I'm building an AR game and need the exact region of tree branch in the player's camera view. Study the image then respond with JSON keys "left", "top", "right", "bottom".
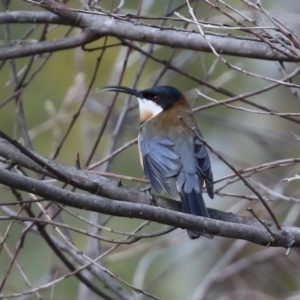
{"left": 0, "top": 11, "right": 70, "bottom": 25}
{"left": 0, "top": 138, "right": 298, "bottom": 248}
{"left": 0, "top": 167, "right": 298, "bottom": 247}
{"left": 0, "top": 29, "right": 99, "bottom": 59}
{"left": 0, "top": 5, "right": 299, "bottom": 61}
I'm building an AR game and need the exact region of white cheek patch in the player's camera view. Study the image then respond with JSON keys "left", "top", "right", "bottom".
{"left": 137, "top": 98, "right": 163, "bottom": 123}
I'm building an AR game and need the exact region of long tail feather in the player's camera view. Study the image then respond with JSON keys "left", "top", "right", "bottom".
{"left": 180, "top": 190, "right": 213, "bottom": 239}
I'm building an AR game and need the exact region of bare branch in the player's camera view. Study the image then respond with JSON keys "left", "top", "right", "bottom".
{"left": 0, "top": 11, "right": 70, "bottom": 25}
{"left": 1, "top": 5, "right": 299, "bottom": 61}
{"left": 0, "top": 167, "right": 299, "bottom": 247}
{"left": 0, "top": 29, "right": 99, "bottom": 59}
{"left": 0, "top": 137, "right": 298, "bottom": 248}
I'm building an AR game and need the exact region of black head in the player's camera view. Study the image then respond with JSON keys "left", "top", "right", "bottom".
{"left": 140, "top": 86, "right": 183, "bottom": 110}
{"left": 103, "top": 85, "right": 183, "bottom": 110}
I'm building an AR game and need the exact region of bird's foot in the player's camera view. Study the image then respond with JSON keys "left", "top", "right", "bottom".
{"left": 140, "top": 184, "right": 156, "bottom": 205}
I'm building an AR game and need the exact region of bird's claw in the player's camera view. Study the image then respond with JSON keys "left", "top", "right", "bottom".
{"left": 140, "top": 184, "right": 156, "bottom": 205}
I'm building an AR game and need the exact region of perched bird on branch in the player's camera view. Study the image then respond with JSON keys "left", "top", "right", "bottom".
{"left": 104, "top": 85, "right": 214, "bottom": 239}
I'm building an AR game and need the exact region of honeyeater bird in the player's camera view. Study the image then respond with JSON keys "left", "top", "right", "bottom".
{"left": 104, "top": 85, "right": 214, "bottom": 239}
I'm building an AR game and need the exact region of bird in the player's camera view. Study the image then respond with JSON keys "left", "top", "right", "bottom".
{"left": 104, "top": 85, "right": 214, "bottom": 239}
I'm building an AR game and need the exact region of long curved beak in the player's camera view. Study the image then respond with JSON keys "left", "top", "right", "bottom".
{"left": 103, "top": 86, "right": 142, "bottom": 98}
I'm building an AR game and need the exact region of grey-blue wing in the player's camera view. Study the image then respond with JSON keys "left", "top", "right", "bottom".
{"left": 140, "top": 135, "right": 214, "bottom": 199}
{"left": 194, "top": 138, "right": 214, "bottom": 199}
{"left": 140, "top": 133, "right": 214, "bottom": 239}
{"left": 140, "top": 137, "right": 182, "bottom": 197}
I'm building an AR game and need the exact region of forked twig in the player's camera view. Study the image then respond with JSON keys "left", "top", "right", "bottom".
{"left": 246, "top": 207, "right": 276, "bottom": 243}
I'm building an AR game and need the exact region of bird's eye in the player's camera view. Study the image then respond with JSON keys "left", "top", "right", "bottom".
{"left": 153, "top": 95, "right": 159, "bottom": 102}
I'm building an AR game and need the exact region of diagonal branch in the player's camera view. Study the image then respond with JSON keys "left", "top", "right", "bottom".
{"left": 178, "top": 116, "right": 281, "bottom": 230}
{"left": 0, "top": 167, "right": 298, "bottom": 247}
{"left": 0, "top": 137, "right": 288, "bottom": 229}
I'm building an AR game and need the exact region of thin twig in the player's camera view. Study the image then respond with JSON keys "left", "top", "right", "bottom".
{"left": 178, "top": 116, "right": 281, "bottom": 229}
